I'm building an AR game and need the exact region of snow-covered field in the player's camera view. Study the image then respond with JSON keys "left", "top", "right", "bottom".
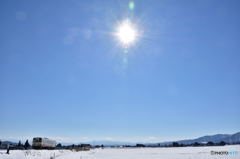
{"left": 0, "top": 145, "right": 239, "bottom": 159}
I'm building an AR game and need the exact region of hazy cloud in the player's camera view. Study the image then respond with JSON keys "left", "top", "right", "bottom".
{"left": 16, "top": 11, "right": 27, "bottom": 21}
{"left": 63, "top": 27, "right": 93, "bottom": 45}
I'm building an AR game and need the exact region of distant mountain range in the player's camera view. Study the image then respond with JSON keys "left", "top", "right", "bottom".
{"left": 45, "top": 132, "right": 240, "bottom": 146}
{"left": 158, "top": 132, "right": 240, "bottom": 146}
{"left": 0, "top": 141, "right": 17, "bottom": 147}
{"left": 1, "top": 132, "right": 239, "bottom": 146}
{"left": 89, "top": 132, "right": 240, "bottom": 146}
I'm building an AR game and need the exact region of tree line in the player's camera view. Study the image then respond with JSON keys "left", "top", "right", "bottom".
{"left": 0, "top": 140, "right": 30, "bottom": 150}
{"left": 1, "top": 139, "right": 239, "bottom": 150}
{"left": 130, "top": 141, "right": 239, "bottom": 148}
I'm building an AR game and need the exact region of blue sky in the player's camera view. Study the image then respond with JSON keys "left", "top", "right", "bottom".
{"left": 0, "top": 0, "right": 240, "bottom": 143}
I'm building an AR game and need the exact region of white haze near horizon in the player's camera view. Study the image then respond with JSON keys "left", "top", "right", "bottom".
{"left": 0, "top": 135, "right": 207, "bottom": 144}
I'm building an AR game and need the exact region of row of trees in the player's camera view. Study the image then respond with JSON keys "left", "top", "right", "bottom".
{"left": 0, "top": 140, "right": 30, "bottom": 150}
{"left": 169, "top": 141, "right": 227, "bottom": 147}
{"left": 1, "top": 140, "right": 239, "bottom": 150}
{"left": 16, "top": 140, "right": 31, "bottom": 149}
{"left": 133, "top": 141, "right": 238, "bottom": 148}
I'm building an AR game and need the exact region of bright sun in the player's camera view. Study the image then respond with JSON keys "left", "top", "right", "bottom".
{"left": 115, "top": 20, "right": 138, "bottom": 47}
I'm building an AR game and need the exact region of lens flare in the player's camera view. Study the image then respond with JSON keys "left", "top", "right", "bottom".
{"left": 115, "top": 20, "right": 138, "bottom": 47}
{"left": 128, "top": 1, "right": 135, "bottom": 10}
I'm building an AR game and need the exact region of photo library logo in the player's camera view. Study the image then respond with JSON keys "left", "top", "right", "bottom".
{"left": 211, "top": 151, "right": 238, "bottom": 155}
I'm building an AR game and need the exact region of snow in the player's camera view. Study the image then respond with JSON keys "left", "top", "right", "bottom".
{"left": 0, "top": 145, "right": 239, "bottom": 159}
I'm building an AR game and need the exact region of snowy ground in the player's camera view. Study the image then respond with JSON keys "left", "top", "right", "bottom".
{"left": 0, "top": 145, "right": 239, "bottom": 159}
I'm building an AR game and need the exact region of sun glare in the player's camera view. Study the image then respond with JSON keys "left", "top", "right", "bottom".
{"left": 115, "top": 20, "right": 138, "bottom": 47}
